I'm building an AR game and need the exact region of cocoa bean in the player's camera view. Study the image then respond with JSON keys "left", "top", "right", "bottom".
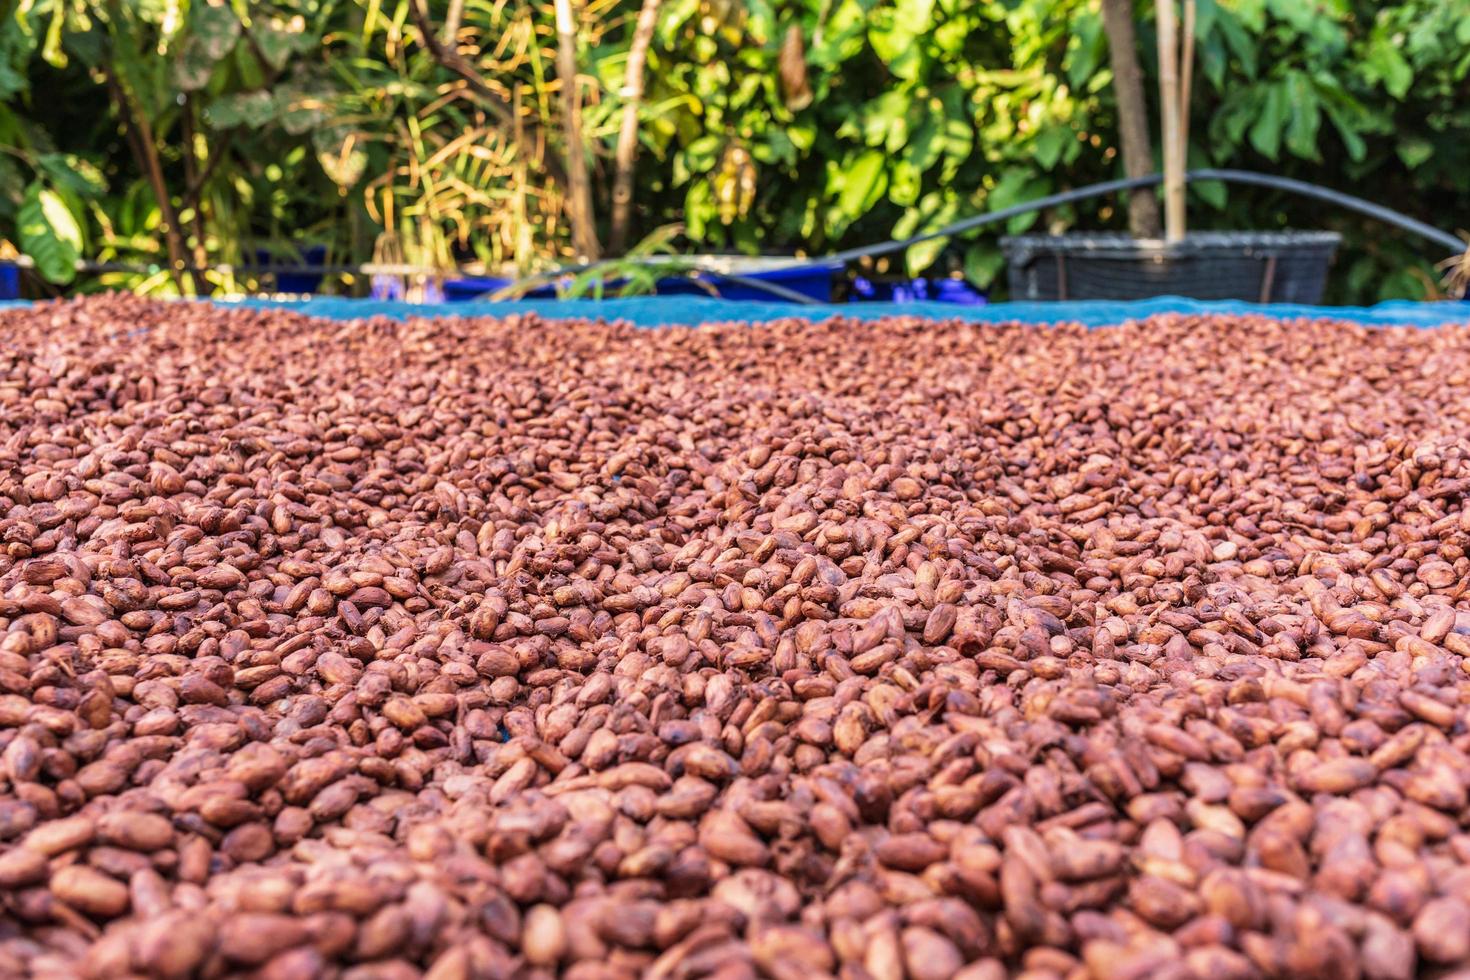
{"left": 6, "top": 297, "right": 1470, "bottom": 977}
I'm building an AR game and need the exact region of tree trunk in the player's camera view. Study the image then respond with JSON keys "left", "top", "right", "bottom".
{"left": 1099, "top": 0, "right": 1161, "bottom": 239}
{"left": 554, "top": 0, "right": 600, "bottom": 260}
{"left": 609, "top": 0, "right": 662, "bottom": 254}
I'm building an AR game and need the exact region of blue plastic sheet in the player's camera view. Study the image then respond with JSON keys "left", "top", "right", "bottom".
{"left": 4, "top": 295, "right": 1469, "bottom": 328}
{"left": 224, "top": 295, "right": 1470, "bottom": 328}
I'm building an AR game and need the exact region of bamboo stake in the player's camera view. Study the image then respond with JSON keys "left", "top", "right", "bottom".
{"left": 1156, "top": 0, "right": 1185, "bottom": 241}
{"left": 1180, "top": 0, "right": 1196, "bottom": 198}
{"left": 554, "top": 0, "right": 601, "bottom": 260}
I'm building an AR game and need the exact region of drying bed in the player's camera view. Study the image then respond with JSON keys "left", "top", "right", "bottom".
{"left": 1, "top": 296, "right": 1470, "bottom": 979}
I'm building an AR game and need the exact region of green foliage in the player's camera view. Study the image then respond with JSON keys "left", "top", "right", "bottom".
{"left": 629, "top": 0, "right": 1470, "bottom": 301}
{"left": 0, "top": 0, "right": 1465, "bottom": 303}
{"left": 174, "top": 5, "right": 242, "bottom": 92}
{"left": 327, "top": 0, "right": 608, "bottom": 280}
{"left": 0, "top": 0, "right": 354, "bottom": 292}
{"left": 632, "top": 0, "right": 1107, "bottom": 289}
{"left": 18, "top": 181, "right": 82, "bottom": 283}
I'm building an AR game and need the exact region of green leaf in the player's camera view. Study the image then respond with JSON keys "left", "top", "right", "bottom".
{"left": 277, "top": 88, "right": 327, "bottom": 135}
{"left": 676, "top": 135, "right": 722, "bottom": 185}
{"left": 938, "top": 89, "right": 972, "bottom": 173}
{"left": 1323, "top": 107, "right": 1367, "bottom": 161}
{"left": 1198, "top": 33, "right": 1228, "bottom": 89}
{"left": 868, "top": 0, "right": 933, "bottom": 79}
{"left": 810, "top": 0, "right": 872, "bottom": 69}
{"left": 1397, "top": 137, "right": 1434, "bottom": 169}
{"left": 834, "top": 149, "right": 887, "bottom": 219}
{"left": 744, "top": 0, "right": 775, "bottom": 45}
{"left": 174, "top": 5, "right": 241, "bottom": 91}
{"left": 208, "top": 91, "right": 276, "bottom": 129}
{"left": 905, "top": 115, "right": 942, "bottom": 174}
{"left": 987, "top": 167, "right": 1049, "bottom": 234}
{"left": 1230, "top": 0, "right": 1267, "bottom": 32}
{"left": 1365, "top": 34, "right": 1413, "bottom": 99}
{"left": 1215, "top": 12, "right": 1258, "bottom": 79}
{"left": 787, "top": 123, "right": 815, "bottom": 153}
{"left": 656, "top": 0, "right": 699, "bottom": 45}
{"left": 888, "top": 159, "right": 922, "bottom": 207}
{"left": 1379, "top": 266, "right": 1427, "bottom": 301}
{"left": 1283, "top": 73, "right": 1321, "bottom": 160}
{"left": 905, "top": 234, "right": 948, "bottom": 277}
{"left": 1191, "top": 178, "right": 1227, "bottom": 210}
{"left": 861, "top": 91, "right": 911, "bottom": 149}
{"left": 35, "top": 154, "right": 106, "bottom": 198}
{"left": 963, "top": 245, "right": 1004, "bottom": 290}
{"left": 751, "top": 129, "right": 797, "bottom": 168}
{"left": 0, "top": 30, "right": 28, "bottom": 99}
{"left": 1194, "top": 0, "right": 1221, "bottom": 40}
{"left": 684, "top": 180, "right": 714, "bottom": 240}
{"left": 18, "top": 181, "right": 80, "bottom": 285}
{"left": 932, "top": 18, "right": 967, "bottom": 57}
{"left": 62, "top": 23, "right": 105, "bottom": 69}
{"left": 1065, "top": 11, "right": 1103, "bottom": 90}
{"left": 254, "top": 21, "right": 310, "bottom": 71}
{"left": 1249, "top": 83, "right": 1288, "bottom": 160}
{"left": 1033, "top": 126, "right": 1068, "bottom": 170}
{"left": 892, "top": 194, "right": 935, "bottom": 240}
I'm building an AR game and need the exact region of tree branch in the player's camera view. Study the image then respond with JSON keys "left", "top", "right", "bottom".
{"left": 406, "top": 0, "right": 569, "bottom": 189}
{"left": 182, "top": 26, "right": 284, "bottom": 215}
{"left": 103, "top": 66, "right": 204, "bottom": 295}
{"left": 609, "top": 0, "right": 662, "bottom": 254}
{"left": 179, "top": 94, "right": 211, "bottom": 273}
{"left": 184, "top": 130, "right": 236, "bottom": 207}
{"left": 443, "top": 0, "right": 465, "bottom": 44}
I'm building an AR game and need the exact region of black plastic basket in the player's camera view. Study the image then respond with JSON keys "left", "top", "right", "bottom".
{"left": 1000, "top": 231, "right": 1341, "bottom": 304}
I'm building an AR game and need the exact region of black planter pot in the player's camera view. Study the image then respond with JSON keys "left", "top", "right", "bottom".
{"left": 1000, "top": 230, "right": 1341, "bottom": 304}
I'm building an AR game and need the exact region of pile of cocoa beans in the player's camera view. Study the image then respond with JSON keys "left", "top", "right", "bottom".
{"left": 3, "top": 295, "right": 1470, "bottom": 980}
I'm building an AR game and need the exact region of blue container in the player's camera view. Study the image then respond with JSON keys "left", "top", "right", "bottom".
{"left": 253, "top": 245, "right": 327, "bottom": 294}
{"left": 444, "top": 259, "right": 841, "bottom": 304}
{"left": 688, "top": 261, "right": 840, "bottom": 303}
{"left": 851, "top": 276, "right": 987, "bottom": 305}
{"left": 442, "top": 276, "right": 558, "bottom": 301}
{"left": 0, "top": 262, "right": 19, "bottom": 300}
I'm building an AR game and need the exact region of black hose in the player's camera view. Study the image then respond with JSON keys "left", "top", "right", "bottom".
{"left": 1189, "top": 169, "right": 1465, "bottom": 255}
{"left": 796, "top": 168, "right": 1466, "bottom": 271}
{"left": 501, "top": 168, "right": 1466, "bottom": 300}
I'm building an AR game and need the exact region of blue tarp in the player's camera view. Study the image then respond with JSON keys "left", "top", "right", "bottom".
{"left": 227, "top": 295, "right": 1470, "bottom": 328}
{"left": 4, "top": 295, "right": 1469, "bottom": 328}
